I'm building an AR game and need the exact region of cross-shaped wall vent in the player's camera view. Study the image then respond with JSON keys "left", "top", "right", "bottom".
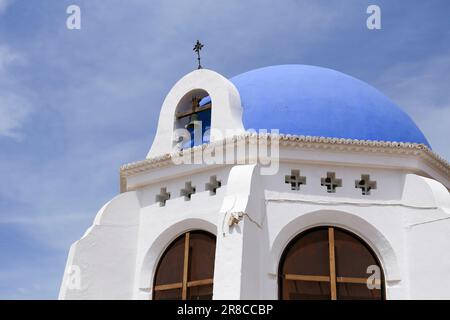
{"left": 355, "top": 174, "right": 376, "bottom": 195}
{"left": 205, "top": 176, "right": 221, "bottom": 195}
{"left": 180, "top": 181, "right": 196, "bottom": 201}
{"left": 321, "top": 172, "right": 342, "bottom": 193}
{"left": 155, "top": 187, "right": 171, "bottom": 206}
{"left": 285, "top": 169, "right": 306, "bottom": 191}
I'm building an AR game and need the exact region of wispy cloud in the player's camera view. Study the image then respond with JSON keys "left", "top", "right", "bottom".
{"left": 0, "top": 45, "right": 21, "bottom": 70}
{"left": 375, "top": 53, "right": 450, "bottom": 160}
{"left": 0, "top": 92, "right": 30, "bottom": 140}
{"left": 0, "top": 45, "right": 30, "bottom": 140}
{"left": 376, "top": 54, "right": 450, "bottom": 110}
{"left": 0, "top": 0, "right": 11, "bottom": 14}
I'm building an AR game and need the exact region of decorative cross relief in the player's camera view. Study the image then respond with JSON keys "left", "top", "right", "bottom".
{"left": 205, "top": 176, "right": 221, "bottom": 195}
{"left": 180, "top": 181, "right": 196, "bottom": 201}
{"left": 156, "top": 187, "right": 171, "bottom": 206}
{"left": 355, "top": 174, "right": 377, "bottom": 195}
{"left": 285, "top": 169, "right": 306, "bottom": 191}
{"left": 321, "top": 172, "right": 342, "bottom": 193}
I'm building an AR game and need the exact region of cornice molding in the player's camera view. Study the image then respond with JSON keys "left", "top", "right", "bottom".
{"left": 120, "top": 134, "right": 450, "bottom": 192}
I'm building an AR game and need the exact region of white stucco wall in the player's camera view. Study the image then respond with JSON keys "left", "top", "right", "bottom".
{"left": 59, "top": 68, "right": 450, "bottom": 300}
{"left": 59, "top": 191, "right": 141, "bottom": 299}
{"left": 60, "top": 159, "right": 450, "bottom": 300}
{"left": 132, "top": 166, "right": 230, "bottom": 299}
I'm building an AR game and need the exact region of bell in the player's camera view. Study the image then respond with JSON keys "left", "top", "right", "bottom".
{"left": 185, "top": 113, "right": 200, "bottom": 130}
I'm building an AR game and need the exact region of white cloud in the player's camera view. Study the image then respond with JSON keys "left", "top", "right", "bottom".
{"left": 0, "top": 93, "right": 30, "bottom": 139}
{"left": 0, "top": 138, "right": 145, "bottom": 250}
{"left": 376, "top": 54, "right": 450, "bottom": 111}
{"left": 0, "top": 45, "right": 30, "bottom": 140}
{"left": 0, "top": 46, "right": 20, "bottom": 70}
{"left": 0, "top": 0, "right": 11, "bottom": 13}
{"left": 375, "top": 54, "right": 450, "bottom": 161}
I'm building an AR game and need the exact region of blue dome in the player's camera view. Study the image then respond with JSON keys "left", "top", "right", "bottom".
{"left": 229, "top": 65, "right": 430, "bottom": 147}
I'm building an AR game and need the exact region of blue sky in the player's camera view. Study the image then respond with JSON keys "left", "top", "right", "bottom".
{"left": 0, "top": 0, "right": 449, "bottom": 299}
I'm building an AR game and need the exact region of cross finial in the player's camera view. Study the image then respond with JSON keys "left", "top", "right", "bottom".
{"left": 193, "top": 40, "right": 204, "bottom": 69}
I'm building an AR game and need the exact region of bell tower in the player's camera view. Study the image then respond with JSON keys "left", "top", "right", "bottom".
{"left": 146, "top": 68, "right": 245, "bottom": 158}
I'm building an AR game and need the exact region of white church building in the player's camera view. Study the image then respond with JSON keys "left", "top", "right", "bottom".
{"left": 59, "top": 64, "right": 450, "bottom": 300}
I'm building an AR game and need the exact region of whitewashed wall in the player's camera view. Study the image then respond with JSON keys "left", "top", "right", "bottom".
{"left": 59, "top": 68, "right": 450, "bottom": 300}
{"left": 60, "top": 160, "right": 450, "bottom": 299}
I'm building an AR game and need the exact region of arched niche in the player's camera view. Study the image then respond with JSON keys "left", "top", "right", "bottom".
{"left": 152, "top": 230, "right": 216, "bottom": 300}
{"left": 136, "top": 218, "right": 217, "bottom": 299}
{"left": 267, "top": 209, "right": 401, "bottom": 299}
{"left": 174, "top": 89, "right": 212, "bottom": 150}
{"left": 278, "top": 226, "right": 385, "bottom": 300}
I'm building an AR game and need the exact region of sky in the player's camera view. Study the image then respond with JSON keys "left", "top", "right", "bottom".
{"left": 0, "top": 0, "right": 449, "bottom": 299}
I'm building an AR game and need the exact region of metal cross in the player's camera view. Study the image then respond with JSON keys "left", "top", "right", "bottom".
{"left": 180, "top": 181, "right": 196, "bottom": 201}
{"left": 193, "top": 40, "right": 204, "bottom": 69}
{"left": 285, "top": 169, "right": 306, "bottom": 191}
{"left": 355, "top": 174, "right": 377, "bottom": 195}
{"left": 155, "top": 187, "right": 171, "bottom": 206}
{"left": 321, "top": 172, "right": 342, "bottom": 193}
{"left": 205, "top": 175, "right": 221, "bottom": 195}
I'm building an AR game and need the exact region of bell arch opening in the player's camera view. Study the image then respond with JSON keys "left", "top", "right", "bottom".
{"left": 174, "top": 89, "right": 212, "bottom": 150}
